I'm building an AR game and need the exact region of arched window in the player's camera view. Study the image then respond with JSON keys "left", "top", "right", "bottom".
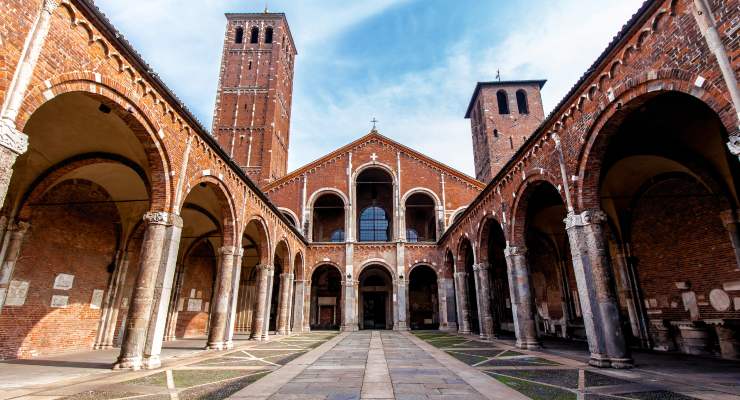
{"left": 493, "top": 129, "right": 499, "bottom": 138}
{"left": 360, "top": 206, "right": 389, "bottom": 242}
{"left": 235, "top": 27, "right": 244, "bottom": 44}
{"left": 250, "top": 27, "right": 259, "bottom": 44}
{"left": 265, "top": 27, "right": 273, "bottom": 44}
{"left": 356, "top": 168, "right": 393, "bottom": 242}
{"left": 497, "top": 90, "right": 509, "bottom": 114}
{"left": 280, "top": 211, "right": 297, "bottom": 228}
{"left": 404, "top": 192, "right": 436, "bottom": 242}
{"left": 312, "top": 193, "right": 345, "bottom": 242}
{"left": 516, "top": 89, "right": 529, "bottom": 114}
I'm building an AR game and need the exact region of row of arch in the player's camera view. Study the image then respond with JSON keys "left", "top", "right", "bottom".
{"left": 496, "top": 89, "right": 529, "bottom": 115}
{"left": 443, "top": 86, "right": 740, "bottom": 362}
{"left": 235, "top": 26, "right": 274, "bottom": 45}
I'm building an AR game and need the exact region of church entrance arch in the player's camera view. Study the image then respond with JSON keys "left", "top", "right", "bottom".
{"left": 358, "top": 265, "right": 393, "bottom": 330}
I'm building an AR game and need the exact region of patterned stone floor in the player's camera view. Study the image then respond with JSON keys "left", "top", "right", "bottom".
{"left": 412, "top": 331, "right": 740, "bottom": 400}
{"left": 11, "top": 332, "right": 338, "bottom": 400}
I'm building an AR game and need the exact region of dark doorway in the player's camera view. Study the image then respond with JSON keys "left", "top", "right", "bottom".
{"left": 310, "top": 264, "right": 342, "bottom": 330}
{"left": 359, "top": 265, "right": 393, "bottom": 329}
{"left": 409, "top": 265, "right": 439, "bottom": 329}
{"left": 362, "top": 292, "right": 387, "bottom": 329}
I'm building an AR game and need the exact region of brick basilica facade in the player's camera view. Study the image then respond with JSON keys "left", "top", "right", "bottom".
{"left": 0, "top": 0, "right": 738, "bottom": 371}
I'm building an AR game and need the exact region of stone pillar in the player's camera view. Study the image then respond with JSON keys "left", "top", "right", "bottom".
{"left": 163, "top": 263, "right": 185, "bottom": 342}
{"left": 277, "top": 272, "right": 293, "bottom": 335}
{"left": 95, "top": 251, "right": 128, "bottom": 349}
{"left": 564, "top": 210, "right": 632, "bottom": 368}
{"left": 0, "top": 221, "right": 30, "bottom": 312}
{"left": 249, "top": 264, "right": 272, "bottom": 340}
{"left": 142, "top": 214, "right": 183, "bottom": 369}
{"left": 473, "top": 262, "right": 494, "bottom": 340}
{"left": 292, "top": 279, "right": 306, "bottom": 333}
{"left": 0, "top": 0, "right": 60, "bottom": 207}
{"left": 720, "top": 210, "right": 740, "bottom": 270}
{"left": 395, "top": 274, "right": 408, "bottom": 331}
{"left": 503, "top": 245, "right": 540, "bottom": 349}
{"left": 207, "top": 246, "right": 236, "bottom": 350}
{"left": 99, "top": 252, "right": 132, "bottom": 349}
{"left": 454, "top": 271, "right": 471, "bottom": 334}
{"left": 115, "top": 212, "right": 171, "bottom": 370}
{"left": 341, "top": 277, "right": 359, "bottom": 331}
{"left": 261, "top": 266, "right": 276, "bottom": 340}
{"left": 225, "top": 248, "right": 244, "bottom": 349}
{"left": 303, "top": 279, "right": 312, "bottom": 332}
{"left": 439, "top": 277, "right": 458, "bottom": 331}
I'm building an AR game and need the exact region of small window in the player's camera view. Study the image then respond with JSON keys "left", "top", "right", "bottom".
{"left": 248, "top": 61, "right": 252, "bottom": 70}
{"left": 265, "top": 27, "right": 273, "bottom": 44}
{"left": 493, "top": 129, "right": 499, "bottom": 138}
{"left": 250, "top": 27, "right": 259, "bottom": 44}
{"left": 235, "top": 27, "right": 244, "bottom": 44}
{"left": 497, "top": 90, "right": 509, "bottom": 114}
{"left": 516, "top": 89, "right": 529, "bottom": 114}
{"left": 509, "top": 137, "right": 514, "bottom": 149}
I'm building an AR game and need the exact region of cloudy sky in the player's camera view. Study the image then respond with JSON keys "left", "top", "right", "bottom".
{"left": 95, "top": 0, "right": 643, "bottom": 177}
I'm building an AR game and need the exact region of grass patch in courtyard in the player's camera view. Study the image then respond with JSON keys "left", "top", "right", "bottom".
{"left": 491, "top": 373, "right": 576, "bottom": 400}
{"left": 585, "top": 370, "right": 632, "bottom": 387}
{"left": 494, "top": 369, "right": 580, "bottom": 389}
{"left": 618, "top": 391, "right": 699, "bottom": 400}
{"left": 446, "top": 350, "right": 488, "bottom": 365}
{"left": 178, "top": 371, "right": 268, "bottom": 400}
{"left": 126, "top": 372, "right": 167, "bottom": 387}
{"left": 61, "top": 391, "right": 169, "bottom": 400}
{"left": 479, "top": 356, "right": 560, "bottom": 367}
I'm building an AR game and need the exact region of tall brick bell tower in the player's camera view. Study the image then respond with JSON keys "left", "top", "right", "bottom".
{"left": 465, "top": 80, "right": 546, "bottom": 183}
{"left": 212, "top": 12, "right": 297, "bottom": 186}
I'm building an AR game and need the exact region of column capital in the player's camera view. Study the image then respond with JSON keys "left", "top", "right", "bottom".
{"left": 473, "top": 262, "right": 490, "bottom": 272}
{"left": 0, "top": 119, "right": 28, "bottom": 155}
{"left": 219, "top": 246, "right": 236, "bottom": 256}
{"left": 234, "top": 247, "right": 245, "bottom": 257}
{"left": 143, "top": 211, "right": 177, "bottom": 226}
{"left": 728, "top": 135, "right": 740, "bottom": 157}
{"left": 42, "top": 0, "right": 60, "bottom": 14}
{"left": 256, "top": 264, "right": 274, "bottom": 272}
{"left": 453, "top": 271, "right": 467, "bottom": 278}
{"left": 11, "top": 220, "right": 30, "bottom": 234}
{"left": 504, "top": 245, "right": 527, "bottom": 257}
{"left": 720, "top": 209, "right": 740, "bottom": 226}
{"left": 564, "top": 209, "right": 607, "bottom": 230}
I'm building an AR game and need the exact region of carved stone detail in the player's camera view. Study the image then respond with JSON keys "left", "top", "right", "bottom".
{"left": 42, "top": 0, "right": 60, "bottom": 14}
{"left": 504, "top": 246, "right": 527, "bottom": 257}
{"left": 143, "top": 211, "right": 171, "bottom": 225}
{"left": 0, "top": 120, "right": 29, "bottom": 155}
{"left": 564, "top": 209, "right": 607, "bottom": 229}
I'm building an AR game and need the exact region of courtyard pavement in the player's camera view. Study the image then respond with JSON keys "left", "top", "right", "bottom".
{"left": 1, "top": 330, "right": 739, "bottom": 400}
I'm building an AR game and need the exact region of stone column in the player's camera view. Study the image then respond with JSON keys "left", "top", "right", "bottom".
{"left": 276, "top": 272, "right": 293, "bottom": 335}
{"left": 225, "top": 248, "right": 244, "bottom": 349}
{"left": 439, "top": 277, "right": 458, "bottom": 331}
{"left": 250, "top": 264, "right": 272, "bottom": 340}
{"left": 564, "top": 210, "right": 632, "bottom": 368}
{"left": 341, "top": 276, "right": 359, "bottom": 331}
{"left": 142, "top": 214, "right": 183, "bottom": 369}
{"left": 0, "top": 221, "right": 30, "bottom": 312}
{"left": 473, "top": 262, "right": 494, "bottom": 340}
{"left": 207, "top": 246, "right": 236, "bottom": 350}
{"left": 95, "top": 251, "right": 127, "bottom": 349}
{"left": 292, "top": 279, "right": 306, "bottom": 333}
{"left": 163, "top": 263, "right": 185, "bottom": 342}
{"left": 303, "top": 279, "right": 312, "bottom": 332}
{"left": 0, "top": 0, "right": 60, "bottom": 207}
{"left": 115, "top": 212, "right": 172, "bottom": 370}
{"left": 454, "top": 271, "right": 471, "bottom": 334}
{"left": 503, "top": 245, "right": 540, "bottom": 349}
{"left": 98, "top": 251, "right": 132, "bottom": 349}
{"left": 720, "top": 210, "right": 740, "bottom": 270}
{"left": 395, "top": 274, "right": 408, "bottom": 331}
{"left": 261, "top": 266, "right": 276, "bottom": 340}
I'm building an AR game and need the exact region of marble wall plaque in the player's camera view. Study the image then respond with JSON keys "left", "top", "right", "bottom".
{"left": 121, "top": 297, "right": 129, "bottom": 308}
{"left": 190, "top": 288, "right": 196, "bottom": 298}
{"left": 177, "top": 298, "right": 184, "bottom": 312}
{"left": 5, "top": 280, "right": 29, "bottom": 306}
{"left": 204, "top": 302, "right": 209, "bottom": 312}
{"left": 187, "top": 298, "right": 202, "bottom": 312}
{"left": 709, "top": 289, "right": 731, "bottom": 311}
{"left": 50, "top": 295, "right": 68, "bottom": 308}
{"left": 681, "top": 291, "right": 700, "bottom": 321}
{"left": 53, "top": 273, "right": 74, "bottom": 290}
{"left": 90, "top": 289, "right": 104, "bottom": 309}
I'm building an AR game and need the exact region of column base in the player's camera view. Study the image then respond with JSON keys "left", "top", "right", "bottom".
{"left": 224, "top": 340, "right": 235, "bottom": 350}
{"left": 277, "top": 328, "right": 289, "bottom": 335}
{"left": 142, "top": 355, "right": 161, "bottom": 370}
{"left": 479, "top": 333, "right": 491, "bottom": 341}
{"left": 440, "top": 322, "right": 458, "bottom": 332}
{"left": 515, "top": 338, "right": 541, "bottom": 350}
{"left": 589, "top": 354, "right": 633, "bottom": 369}
{"left": 113, "top": 356, "right": 142, "bottom": 371}
{"left": 207, "top": 341, "right": 226, "bottom": 350}
{"left": 458, "top": 329, "right": 471, "bottom": 335}
{"left": 341, "top": 324, "right": 359, "bottom": 332}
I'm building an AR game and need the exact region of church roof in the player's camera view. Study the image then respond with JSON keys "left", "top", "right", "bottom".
{"left": 263, "top": 130, "right": 486, "bottom": 191}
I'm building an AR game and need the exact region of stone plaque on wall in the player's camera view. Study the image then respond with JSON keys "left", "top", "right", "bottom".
{"left": 177, "top": 298, "right": 184, "bottom": 311}
{"left": 53, "top": 274, "right": 75, "bottom": 290}
{"left": 90, "top": 289, "right": 104, "bottom": 309}
{"left": 187, "top": 298, "right": 202, "bottom": 312}
{"left": 5, "top": 280, "right": 29, "bottom": 306}
{"left": 709, "top": 289, "right": 731, "bottom": 311}
{"left": 681, "top": 291, "right": 700, "bottom": 321}
{"left": 50, "top": 295, "right": 69, "bottom": 308}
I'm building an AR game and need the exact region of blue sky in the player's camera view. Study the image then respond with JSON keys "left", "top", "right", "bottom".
{"left": 95, "top": 0, "right": 643, "bottom": 177}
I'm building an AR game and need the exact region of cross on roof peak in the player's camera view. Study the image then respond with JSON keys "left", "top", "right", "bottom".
{"left": 370, "top": 117, "right": 378, "bottom": 130}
